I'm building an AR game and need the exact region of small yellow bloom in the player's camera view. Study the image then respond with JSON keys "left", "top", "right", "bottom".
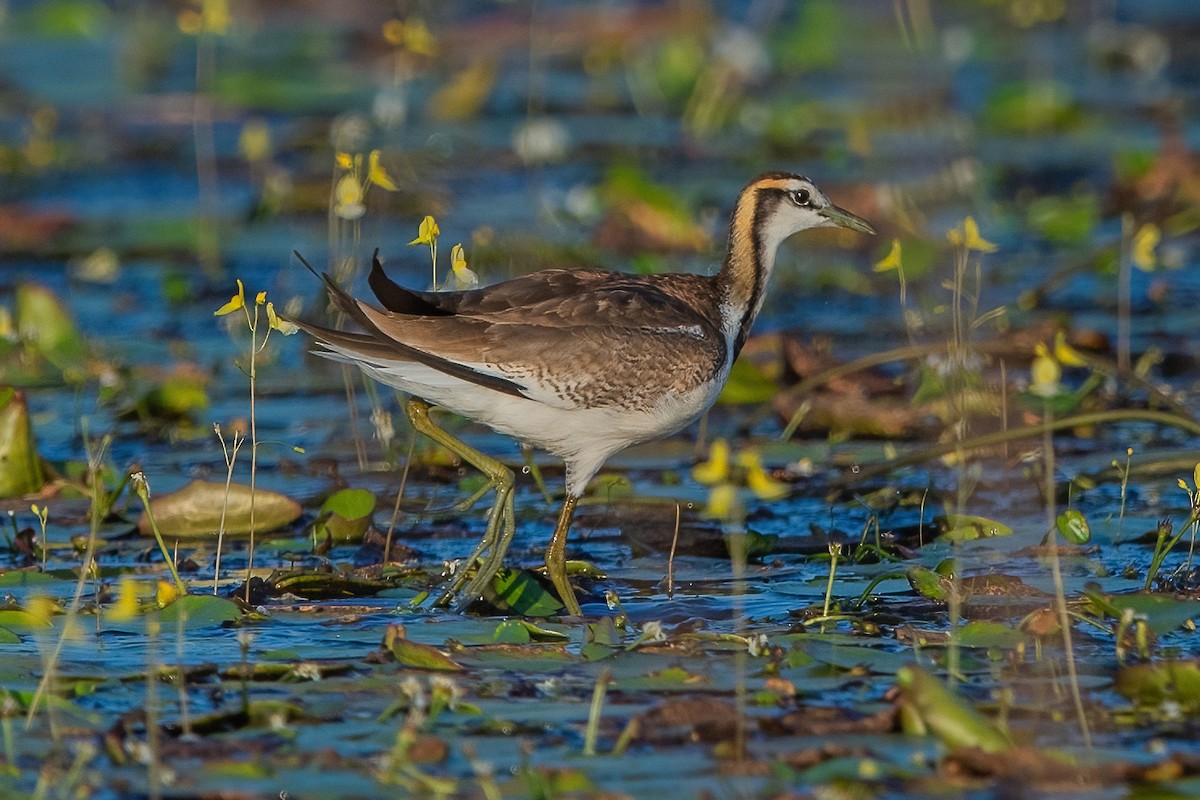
{"left": 402, "top": 17, "right": 437, "bottom": 56}
{"left": 334, "top": 174, "right": 366, "bottom": 220}
{"left": 266, "top": 302, "right": 299, "bottom": 335}
{"left": 445, "top": 243, "right": 478, "bottom": 290}
{"left": 334, "top": 152, "right": 354, "bottom": 171}
{"left": 382, "top": 19, "right": 406, "bottom": 46}
{"left": 367, "top": 150, "right": 398, "bottom": 191}
{"left": 1030, "top": 353, "right": 1062, "bottom": 398}
{"left": 1132, "top": 223, "right": 1160, "bottom": 272}
{"left": 200, "top": 0, "right": 230, "bottom": 34}
{"left": 703, "top": 483, "right": 739, "bottom": 519}
{"left": 255, "top": 291, "right": 267, "bottom": 305}
{"left": 873, "top": 239, "right": 903, "bottom": 272}
{"left": 692, "top": 439, "right": 730, "bottom": 485}
{"left": 26, "top": 595, "right": 57, "bottom": 626}
{"left": 238, "top": 119, "right": 271, "bottom": 163}
{"left": 156, "top": 580, "right": 180, "bottom": 608}
{"left": 214, "top": 279, "right": 246, "bottom": 316}
{"left": 947, "top": 216, "right": 997, "bottom": 253}
{"left": 110, "top": 577, "right": 142, "bottom": 621}
{"left": 408, "top": 215, "right": 440, "bottom": 246}
{"left": 738, "top": 451, "right": 788, "bottom": 502}
{"left": 1053, "top": 331, "right": 1088, "bottom": 367}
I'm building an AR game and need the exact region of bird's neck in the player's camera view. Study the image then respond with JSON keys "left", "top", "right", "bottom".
{"left": 715, "top": 188, "right": 785, "bottom": 357}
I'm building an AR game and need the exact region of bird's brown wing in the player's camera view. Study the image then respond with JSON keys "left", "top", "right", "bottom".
{"left": 354, "top": 273, "right": 728, "bottom": 410}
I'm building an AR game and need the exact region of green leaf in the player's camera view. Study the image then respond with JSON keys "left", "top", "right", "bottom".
{"left": 321, "top": 488, "right": 376, "bottom": 520}
{"left": 1116, "top": 660, "right": 1200, "bottom": 711}
{"left": 957, "top": 621, "right": 1027, "bottom": 650}
{"left": 1028, "top": 193, "right": 1099, "bottom": 246}
{"left": 940, "top": 514, "right": 1013, "bottom": 542}
{"left": 15, "top": 283, "right": 86, "bottom": 377}
{"left": 0, "top": 610, "right": 52, "bottom": 631}
{"left": 317, "top": 488, "right": 377, "bottom": 542}
{"left": 895, "top": 665, "right": 1012, "bottom": 753}
{"left": 389, "top": 638, "right": 465, "bottom": 672}
{"left": 0, "top": 389, "right": 47, "bottom": 498}
{"left": 490, "top": 569, "right": 563, "bottom": 617}
{"left": 0, "top": 570, "right": 58, "bottom": 588}
{"left": 581, "top": 617, "right": 622, "bottom": 662}
{"left": 1056, "top": 509, "right": 1091, "bottom": 544}
{"left": 1106, "top": 594, "right": 1200, "bottom": 636}
{"left": 0, "top": 628, "right": 21, "bottom": 644}
{"left": 138, "top": 480, "right": 302, "bottom": 539}
{"left": 156, "top": 594, "right": 242, "bottom": 628}
{"left": 491, "top": 619, "right": 532, "bottom": 644}
{"left": 906, "top": 566, "right": 951, "bottom": 602}
{"left": 492, "top": 619, "right": 568, "bottom": 644}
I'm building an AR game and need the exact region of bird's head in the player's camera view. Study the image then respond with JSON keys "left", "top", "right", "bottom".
{"left": 745, "top": 172, "right": 875, "bottom": 247}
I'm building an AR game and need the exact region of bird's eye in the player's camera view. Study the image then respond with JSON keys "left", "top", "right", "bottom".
{"left": 792, "top": 188, "right": 812, "bottom": 206}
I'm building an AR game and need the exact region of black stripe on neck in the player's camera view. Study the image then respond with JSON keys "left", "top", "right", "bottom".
{"left": 733, "top": 189, "right": 781, "bottom": 356}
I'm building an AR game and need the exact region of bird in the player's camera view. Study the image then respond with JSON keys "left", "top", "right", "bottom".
{"left": 293, "top": 172, "right": 873, "bottom": 616}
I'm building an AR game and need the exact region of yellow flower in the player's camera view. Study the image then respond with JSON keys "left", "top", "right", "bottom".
{"left": 382, "top": 19, "right": 405, "bottom": 46}
{"left": 214, "top": 279, "right": 246, "bottom": 316}
{"left": 703, "top": 483, "right": 739, "bottom": 519}
{"left": 238, "top": 119, "right": 271, "bottom": 163}
{"left": 156, "top": 580, "right": 180, "bottom": 608}
{"left": 367, "top": 150, "right": 398, "bottom": 191}
{"left": 110, "top": 577, "right": 142, "bottom": 621}
{"left": 873, "top": 239, "right": 903, "bottom": 272}
{"left": 25, "top": 595, "right": 57, "bottom": 626}
{"left": 334, "top": 152, "right": 354, "bottom": 171}
{"left": 947, "top": 216, "right": 997, "bottom": 253}
{"left": 445, "top": 243, "right": 478, "bottom": 290}
{"left": 255, "top": 291, "right": 267, "bottom": 306}
{"left": 1053, "top": 331, "right": 1088, "bottom": 367}
{"left": 402, "top": 17, "right": 437, "bottom": 56}
{"left": 1132, "top": 223, "right": 1160, "bottom": 272}
{"left": 266, "top": 302, "right": 298, "bottom": 335}
{"left": 738, "top": 451, "right": 788, "bottom": 502}
{"left": 692, "top": 439, "right": 730, "bottom": 485}
{"left": 334, "top": 174, "right": 366, "bottom": 220}
{"left": 1030, "top": 352, "right": 1062, "bottom": 398}
{"left": 200, "top": 0, "right": 230, "bottom": 34}
{"left": 409, "top": 215, "right": 440, "bottom": 246}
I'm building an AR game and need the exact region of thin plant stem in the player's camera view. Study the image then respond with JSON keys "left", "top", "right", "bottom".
{"left": 145, "top": 616, "right": 162, "bottom": 800}
{"left": 134, "top": 473, "right": 187, "bottom": 595}
{"left": 213, "top": 424, "right": 244, "bottom": 594}
{"left": 666, "top": 503, "right": 681, "bottom": 600}
{"left": 822, "top": 543, "right": 841, "bottom": 618}
{"left": 25, "top": 436, "right": 110, "bottom": 733}
{"left": 582, "top": 668, "right": 611, "bottom": 756}
{"left": 385, "top": 426, "right": 417, "bottom": 547}
{"left": 1043, "top": 398, "right": 1092, "bottom": 747}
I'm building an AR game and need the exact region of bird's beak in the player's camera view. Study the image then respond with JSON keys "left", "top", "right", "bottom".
{"left": 819, "top": 204, "right": 876, "bottom": 235}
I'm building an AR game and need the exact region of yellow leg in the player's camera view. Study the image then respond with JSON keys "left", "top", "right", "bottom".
{"left": 545, "top": 494, "right": 581, "bottom": 616}
{"left": 405, "top": 399, "right": 515, "bottom": 610}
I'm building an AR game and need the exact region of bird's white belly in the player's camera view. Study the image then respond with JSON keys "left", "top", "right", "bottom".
{"left": 340, "top": 353, "right": 727, "bottom": 496}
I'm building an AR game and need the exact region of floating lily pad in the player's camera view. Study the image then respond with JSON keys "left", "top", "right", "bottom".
{"left": 137, "top": 480, "right": 302, "bottom": 539}
{"left": 316, "top": 487, "right": 376, "bottom": 542}
{"left": 156, "top": 594, "right": 243, "bottom": 628}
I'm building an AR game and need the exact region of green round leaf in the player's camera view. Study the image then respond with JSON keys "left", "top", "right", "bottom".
{"left": 1055, "top": 509, "right": 1091, "bottom": 544}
